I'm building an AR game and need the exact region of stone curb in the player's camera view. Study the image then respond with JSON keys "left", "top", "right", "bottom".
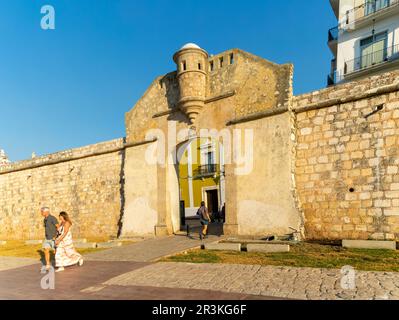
{"left": 342, "top": 240, "right": 397, "bottom": 250}
{"left": 247, "top": 244, "right": 290, "bottom": 253}
{"left": 205, "top": 243, "right": 242, "bottom": 251}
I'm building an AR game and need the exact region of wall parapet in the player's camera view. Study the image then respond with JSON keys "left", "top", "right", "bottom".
{"left": 0, "top": 138, "right": 157, "bottom": 175}
{"left": 0, "top": 139, "right": 124, "bottom": 175}
{"left": 226, "top": 106, "right": 288, "bottom": 126}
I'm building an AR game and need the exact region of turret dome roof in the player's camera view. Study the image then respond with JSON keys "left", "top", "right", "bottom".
{"left": 180, "top": 43, "right": 201, "bottom": 50}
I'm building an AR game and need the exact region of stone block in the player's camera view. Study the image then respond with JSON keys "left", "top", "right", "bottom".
{"left": 75, "top": 242, "right": 97, "bottom": 249}
{"left": 0, "top": 241, "right": 6, "bottom": 245}
{"left": 96, "top": 242, "right": 122, "bottom": 248}
{"left": 25, "top": 240, "right": 42, "bottom": 245}
{"left": 205, "top": 243, "right": 241, "bottom": 252}
{"left": 342, "top": 240, "right": 396, "bottom": 250}
{"left": 74, "top": 239, "right": 87, "bottom": 243}
{"left": 247, "top": 244, "right": 290, "bottom": 253}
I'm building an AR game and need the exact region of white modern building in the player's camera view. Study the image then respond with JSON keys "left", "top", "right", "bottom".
{"left": 328, "top": 0, "right": 399, "bottom": 85}
{"left": 0, "top": 149, "right": 10, "bottom": 166}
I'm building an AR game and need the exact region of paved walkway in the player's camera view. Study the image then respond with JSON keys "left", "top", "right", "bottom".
{"left": 103, "top": 262, "right": 399, "bottom": 300}
{"left": 85, "top": 234, "right": 222, "bottom": 262}
{"left": 2, "top": 235, "right": 399, "bottom": 300}
{"left": 0, "top": 257, "right": 39, "bottom": 272}
{"left": 0, "top": 261, "right": 274, "bottom": 300}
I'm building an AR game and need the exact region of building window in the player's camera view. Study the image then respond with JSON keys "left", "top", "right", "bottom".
{"left": 206, "top": 152, "right": 215, "bottom": 174}
{"left": 198, "top": 63, "right": 202, "bottom": 70}
{"left": 219, "top": 57, "right": 224, "bottom": 68}
{"left": 210, "top": 61, "right": 214, "bottom": 71}
{"left": 207, "top": 151, "right": 214, "bottom": 165}
{"left": 365, "top": 0, "right": 389, "bottom": 16}
{"left": 182, "top": 61, "right": 187, "bottom": 71}
{"left": 359, "top": 31, "right": 388, "bottom": 70}
{"left": 230, "top": 53, "right": 234, "bottom": 64}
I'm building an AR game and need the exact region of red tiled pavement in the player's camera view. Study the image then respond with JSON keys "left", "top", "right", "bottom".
{"left": 0, "top": 261, "right": 280, "bottom": 300}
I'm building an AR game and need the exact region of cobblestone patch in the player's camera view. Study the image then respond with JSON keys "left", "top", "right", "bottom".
{"left": 103, "top": 262, "right": 399, "bottom": 300}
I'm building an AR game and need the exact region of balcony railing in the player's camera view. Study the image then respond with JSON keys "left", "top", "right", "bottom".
{"left": 340, "top": 0, "right": 399, "bottom": 29}
{"left": 328, "top": 26, "right": 339, "bottom": 42}
{"left": 344, "top": 44, "right": 399, "bottom": 75}
{"left": 327, "top": 58, "right": 337, "bottom": 86}
{"left": 327, "top": 72, "right": 336, "bottom": 86}
{"left": 194, "top": 164, "right": 218, "bottom": 177}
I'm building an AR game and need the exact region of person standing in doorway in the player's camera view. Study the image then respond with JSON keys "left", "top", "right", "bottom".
{"left": 198, "top": 201, "right": 211, "bottom": 240}
{"left": 40, "top": 207, "right": 59, "bottom": 271}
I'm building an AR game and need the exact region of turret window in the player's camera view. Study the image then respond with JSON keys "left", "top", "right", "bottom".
{"left": 210, "top": 61, "right": 214, "bottom": 71}
{"left": 230, "top": 53, "right": 234, "bottom": 65}
{"left": 182, "top": 61, "right": 187, "bottom": 71}
{"left": 219, "top": 57, "right": 224, "bottom": 68}
{"left": 198, "top": 63, "right": 202, "bottom": 70}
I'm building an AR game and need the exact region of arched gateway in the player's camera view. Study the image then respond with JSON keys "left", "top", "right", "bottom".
{"left": 120, "top": 43, "right": 303, "bottom": 238}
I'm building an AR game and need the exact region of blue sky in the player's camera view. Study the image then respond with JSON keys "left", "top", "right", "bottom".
{"left": 0, "top": 0, "right": 337, "bottom": 161}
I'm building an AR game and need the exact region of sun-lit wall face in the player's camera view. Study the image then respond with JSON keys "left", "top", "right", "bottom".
{"left": 179, "top": 147, "right": 190, "bottom": 208}
{"left": 178, "top": 138, "right": 222, "bottom": 212}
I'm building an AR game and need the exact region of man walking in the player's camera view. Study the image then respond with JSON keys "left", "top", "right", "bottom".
{"left": 40, "top": 207, "right": 59, "bottom": 270}
{"left": 198, "top": 201, "right": 211, "bottom": 240}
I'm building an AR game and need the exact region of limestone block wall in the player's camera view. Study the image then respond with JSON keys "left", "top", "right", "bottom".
{"left": 293, "top": 71, "right": 399, "bottom": 240}
{"left": 0, "top": 139, "right": 124, "bottom": 240}
{"left": 208, "top": 49, "right": 292, "bottom": 119}
{"left": 125, "top": 49, "right": 292, "bottom": 144}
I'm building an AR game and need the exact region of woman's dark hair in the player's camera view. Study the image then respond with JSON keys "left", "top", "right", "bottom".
{"left": 59, "top": 212, "right": 72, "bottom": 225}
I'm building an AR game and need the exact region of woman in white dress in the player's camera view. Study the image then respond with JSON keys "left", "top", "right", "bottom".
{"left": 55, "top": 212, "right": 84, "bottom": 272}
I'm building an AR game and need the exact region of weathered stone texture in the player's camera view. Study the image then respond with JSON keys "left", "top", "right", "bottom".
{"left": 293, "top": 71, "right": 399, "bottom": 240}
{"left": 123, "top": 47, "right": 296, "bottom": 238}
{"left": 125, "top": 49, "right": 292, "bottom": 143}
{"left": 208, "top": 49, "right": 292, "bottom": 118}
{"left": 0, "top": 139, "right": 124, "bottom": 240}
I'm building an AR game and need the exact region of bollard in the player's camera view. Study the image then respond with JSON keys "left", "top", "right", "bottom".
{"left": 186, "top": 225, "right": 190, "bottom": 237}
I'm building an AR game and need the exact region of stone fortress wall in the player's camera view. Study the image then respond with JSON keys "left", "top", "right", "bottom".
{"left": 0, "top": 139, "right": 124, "bottom": 240}
{"left": 292, "top": 71, "right": 399, "bottom": 240}
{"left": 0, "top": 45, "right": 398, "bottom": 241}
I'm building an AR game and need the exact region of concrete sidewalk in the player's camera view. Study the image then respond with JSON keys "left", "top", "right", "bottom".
{"left": 85, "top": 234, "right": 223, "bottom": 262}
{"left": 0, "top": 260, "right": 276, "bottom": 300}
{"left": 0, "top": 257, "right": 39, "bottom": 272}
